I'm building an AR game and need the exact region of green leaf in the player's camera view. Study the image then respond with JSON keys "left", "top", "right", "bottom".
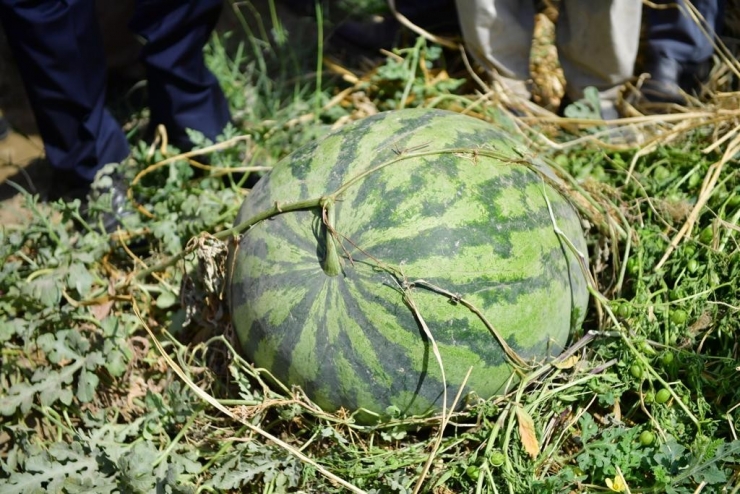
{"left": 35, "top": 365, "right": 77, "bottom": 408}
{"left": 156, "top": 290, "right": 178, "bottom": 309}
{"left": 22, "top": 275, "right": 62, "bottom": 308}
{"left": 76, "top": 369, "right": 99, "bottom": 403}
{"left": 0, "top": 318, "right": 26, "bottom": 342}
{"left": 100, "top": 316, "right": 120, "bottom": 337}
{"left": 103, "top": 341, "right": 128, "bottom": 377}
{"left": 66, "top": 262, "right": 94, "bottom": 296}
{"left": 118, "top": 442, "right": 160, "bottom": 493}
{"left": 37, "top": 331, "right": 81, "bottom": 364}
{"left": 0, "top": 382, "right": 34, "bottom": 416}
{"left": 205, "top": 442, "right": 300, "bottom": 490}
{"left": 0, "top": 361, "right": 81, "bottom": 414}
{"left": 692, "top": 463, "right": 726, "bottom": 484}
{"left": 563, "top": 86, "right": 603, "bottom": 120}
{"left": 0, "top": 442, "right": 109, "bottom": 494}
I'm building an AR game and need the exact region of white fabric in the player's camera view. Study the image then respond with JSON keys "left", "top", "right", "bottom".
{"left": 455, "top": 0, "right": 642, "bottom": 113}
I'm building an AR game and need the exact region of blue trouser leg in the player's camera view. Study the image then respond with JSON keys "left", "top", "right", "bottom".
{"left": 646, "top": 0, "right": 724, "bottom": 64}
{"left": 0, "top": 0, "right": 130, "bottom": 182}
{"left": 130, "top": 0, "right": 231, "bottom": 150}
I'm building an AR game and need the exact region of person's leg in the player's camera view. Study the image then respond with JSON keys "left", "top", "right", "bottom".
{"left": 645, "top": 0, "right": 723, "bottom": 99}
{"left": 647, "top": 0, "right": 722, "bottom": 65}
{"left": 454, "top": 0, "right": 535, "bottom": 99}
{"left": 0, "top": 0, "right": 129, "bottom": 183}
{"left": 130, "top": 0, "right": 231, "bottom": 150}
{"left": 557, "top": 0, "right": 642, "bottom": 119}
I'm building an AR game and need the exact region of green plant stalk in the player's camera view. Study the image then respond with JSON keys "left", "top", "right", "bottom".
{"left": 36, "top": 405, "right": 78, "bottom": 439}
{"left": 484, "top": 463, "right": 501, "bottom": 494}
{"left": 319, "top": 197, "right": 342, "bottom": 276}
{"left": 71, "top": 314, "right": 104, "bottom": 330}
{"left": 14, "top": 250, "right": 39, "bottom": 270}
{"left": 198, "top": 424, "right": 251, "bottom": 474}
{"left": 229, "top": 40, "right": 246, "bottom": 83}
{"left": 528, "top": 372, "right": 609, "bottom": 411}
{"left": 153, "top": 406, "right": 202, "bottom": 467}
{"left": 228, "top": 0, "right": 269, "bottom": 79}
{"left": 483, "top": 410, "right": 505, "bottom": 458}
{"left": 671, "top": 160, "right": 704, "bottom": 191}
{"left": 492, "top": 402, "right": 516, "bottom": 494}
{"left": 314, "top": 1, "right": 324, "bottom": 123}
{"left": 8, "top": 182, "right": 62, "bottom": 245}
{"left": 615, "top": 231, "right": 632, "bottom": 295}
{"left": 267, "top": 0, "right": 286, "bottom": 45}
{"left": 718, "top": 205, "right": 740, "bottom": 252}
{"left": 26, "top": 267, "right": 55, "bottom": 282}
{"left": 399, "top": 37, "right": 424, "bottom": 110}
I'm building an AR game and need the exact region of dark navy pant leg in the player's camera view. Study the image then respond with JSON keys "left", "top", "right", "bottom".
{"left": 130, "top": 0, "right": 231, "bottom": 150}
{"left": 647, "top": 0, "right": 724, "bottom": 63}
{"left": 0, "top": 0, "right": 129, "bottom": 182}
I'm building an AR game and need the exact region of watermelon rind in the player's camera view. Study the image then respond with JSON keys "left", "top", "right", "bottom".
{"left": 228, "top": 108, "right": 589, "bottom": 422}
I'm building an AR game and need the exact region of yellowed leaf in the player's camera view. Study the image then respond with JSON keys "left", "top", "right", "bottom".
{"left": 606, "top": 475, "right": 627, "bottom": 492}
{"left": 516, "top": 405, "right": 539, "bottom": 458}
{"left": 553, "top": 354, "right": 580, "bottom": 370}
{"left": 612, "top": 400, "right": 622, "bottom": 422}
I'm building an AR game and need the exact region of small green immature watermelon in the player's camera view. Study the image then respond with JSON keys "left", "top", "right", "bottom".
{"left": 228, "top": 108, "right": 589, "bottom": 422}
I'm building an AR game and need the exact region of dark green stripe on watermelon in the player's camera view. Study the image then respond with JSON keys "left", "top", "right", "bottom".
{"left": 229, "top": 108, "right": 589, "bottom": 422}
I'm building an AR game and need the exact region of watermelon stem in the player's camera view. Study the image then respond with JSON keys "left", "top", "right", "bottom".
{"left": 132, "top": 197, "right": 323, "bottom": 283}
{"left": 319, "top": 197, "right": 343, "bottom": 277}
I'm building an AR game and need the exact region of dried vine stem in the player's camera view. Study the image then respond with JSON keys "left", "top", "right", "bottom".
{"left": 132, "top": 196, "right": 322, "bottom": 282}
{"left": 405, "top": 279, "right": 531, "bottom": 372}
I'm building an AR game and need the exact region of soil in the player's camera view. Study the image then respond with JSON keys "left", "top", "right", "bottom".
{"left": 0, "top": 134, "right": 46, "bottom": 225}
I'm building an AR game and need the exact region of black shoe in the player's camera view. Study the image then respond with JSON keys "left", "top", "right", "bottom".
{"left": 642, "top": 57, "right": 687, "bottom": 105}
{"left": 638, "top": 80, "right": 687, "bottom": 106}
{"left": 678, "top": 58, "right": 712, "bottom": 95}
{"left": 638, "top": 56, "right": 712, "bottom": 108}
{"left": 86, "top": 170, "right": 136, "bottom": 234}
{"left": 49, "top": 168, "right": 135, "bottom": 234}
{"left": 47, "top": 169, "right": 93, "bottom": 203}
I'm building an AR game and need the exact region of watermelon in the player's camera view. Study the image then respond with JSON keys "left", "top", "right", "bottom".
{"left": 227, "top": 108, "right": 589, "bottom": 422}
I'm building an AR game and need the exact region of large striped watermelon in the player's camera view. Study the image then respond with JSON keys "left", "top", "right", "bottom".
{"left": 227, "top": 109, "right": 589, "bottom": 422}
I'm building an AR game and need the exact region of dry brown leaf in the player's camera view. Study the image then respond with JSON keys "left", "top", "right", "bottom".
{"left": 89, "top": 299, "right": 114, "bottom": 321}
{"left": 516, "top": 405, "right": 540, "bottom": 458}
{"left": 553, "top": 354, "right": 580, "bottom": 370}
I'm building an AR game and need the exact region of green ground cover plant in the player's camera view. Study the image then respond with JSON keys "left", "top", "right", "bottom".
{"left": 2, "top": 1, "right": 740, "bottom": 492}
